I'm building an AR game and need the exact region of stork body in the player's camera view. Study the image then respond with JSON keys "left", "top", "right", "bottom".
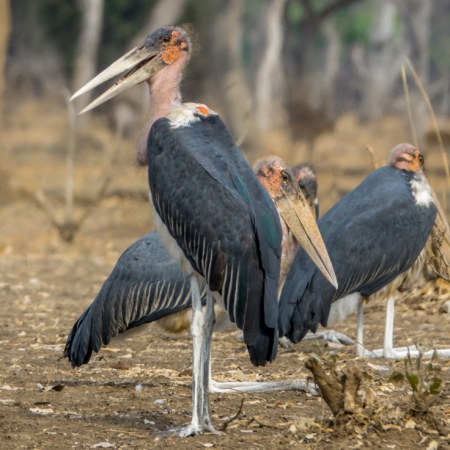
{"left": 65, "top": 157, "right": 326, "bottom": 395}
{"left": 69, "top": 26, "right": 335, "bottom": 436}
{"left": 280, "top": 144, "right": 450, "bottom": 358}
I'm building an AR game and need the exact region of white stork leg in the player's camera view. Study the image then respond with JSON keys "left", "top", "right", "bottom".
{"left": 370, "top": 296, "right": 396, "bottom": 358}
{"left": 200, "top": 288, "right": 222, "bottom": 434}
{"left": 367, "top": 296, "right": 450, "bottom": 359}
{"left": 175, "top": 275, "right": 204, "bottom": 437}
{"left": 356, "top": 297, "right": 365, "bottom": 358}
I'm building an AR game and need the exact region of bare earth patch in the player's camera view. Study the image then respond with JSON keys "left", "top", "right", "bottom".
{"left": 1, "top": 254, "right": 450, "bottom": 449}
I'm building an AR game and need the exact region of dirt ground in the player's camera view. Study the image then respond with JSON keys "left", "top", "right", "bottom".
{"left": 1, "top": 252, "right": 450, "bottom": 449}
{"left": 1, "top": 98, "right": 450, "bottom": 449}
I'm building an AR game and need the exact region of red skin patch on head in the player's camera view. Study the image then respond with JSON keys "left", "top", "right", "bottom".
{"left": 390, "top": 145, "right": 423, "bottom": 172}
{"left": 256, "top": 164, "right": 284, "bottom": 199}
{"left": 161, "top": 45, "right": 180, "bottom": 64}
{"left": 161, "top": 30, "right": 188, "bottom": 64}
{"left": 196, "top": 105, "right": 210, "bottom": 115}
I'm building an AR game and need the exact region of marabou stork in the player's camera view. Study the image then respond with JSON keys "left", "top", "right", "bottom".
{"left": 279, "top": 143, "right": 450, "bottom": 359}
{"left": 292, "top": 163, "right": 319, "bottom": 220}
{"left": 71, "top": 26, "right": 336, "bottom": 436}
{"left": 65, "top": 156, "right": 320, "bottom": 395}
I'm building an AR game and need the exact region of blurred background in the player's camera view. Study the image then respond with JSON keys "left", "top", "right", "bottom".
{"left": 0, "top": 0, "right": 449, "bottom": 257}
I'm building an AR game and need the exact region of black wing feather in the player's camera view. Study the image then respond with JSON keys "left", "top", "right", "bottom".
{"left": 64, "top": 231, "right": 206, "bottom": 367}
{"left": 148, "top": 114, "right": 281, "bottom": 366}
{"left": 279, "top": 167, "right": 436, "bottom": 343}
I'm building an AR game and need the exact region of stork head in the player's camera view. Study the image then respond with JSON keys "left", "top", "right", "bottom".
{"left": 70, "top": 26, "right": 191, "bottom": 114}
{"left": 388, "top": 143, "right": 424, "bottom": 173}
{"left": 254, "top": 156, "right": 337, "bottom": 289}
{"left": 292, "top": 163, "right": 318, "bottom": 218}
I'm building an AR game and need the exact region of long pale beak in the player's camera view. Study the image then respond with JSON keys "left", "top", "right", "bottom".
{"left": 275, "top": 192, "right": 338, "bottom": 288}
{"left": 71, "top": 46, "right": 165, "bottom": 114}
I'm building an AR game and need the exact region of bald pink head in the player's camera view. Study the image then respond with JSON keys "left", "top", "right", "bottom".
{"left": 388, "top": 143, "right": 424, "bottom": 173}
{"left": 253, "top": 156, "right": 297, "bottom": 201}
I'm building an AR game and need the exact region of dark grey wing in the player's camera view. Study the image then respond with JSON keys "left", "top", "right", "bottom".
{"left": 279, "top": 167, "right": 436, "bottom": 343}
{"left": 64, "top": 231, "right": 206, "bottom": 367}
{"left": 148, "top": 114, "right": 281, "bottom": 366}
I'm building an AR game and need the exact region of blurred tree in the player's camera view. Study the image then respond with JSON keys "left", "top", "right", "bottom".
{"left": 361, "top": 0, "right": 400, "bottom": 121}
{"left": 295, "top": 0, "right": 363, "bottom": 107}
{"left": 73, "top": 0, "right": 104, "bottom": 128}
{"left": 0, "top": 0, "right": 11, "bottom": 127}
{"left": 209, "top": 0, "right": 253, "bottom": 141}
{"left": 255, "top": 0, "right": 288, "bottom": 131}
{"left": 400, "top": 0, "right": 433, "bottom": 147}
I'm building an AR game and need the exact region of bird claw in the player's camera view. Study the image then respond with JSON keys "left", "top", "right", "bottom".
{"left": 278, "top": 336, "right": 292, "bottom": 349}
{"left": 235, "top": 331, "right": 244, "bottom": 342}
{"left": 163, "top": 424, "right": 204, "bottom": 438}
{"left": 303, "top": 330, "right": 355, "bottom": 345}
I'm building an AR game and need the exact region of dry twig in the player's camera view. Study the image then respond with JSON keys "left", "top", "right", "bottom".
{"left": 220, "top": 398, "right": 244, "bottom": 431}
{"left": 365, "top": 145, "right": 379, "bottom": 170}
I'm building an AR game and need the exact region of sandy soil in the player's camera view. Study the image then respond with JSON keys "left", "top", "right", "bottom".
{"left": 1, "top": 252, "right": 450, "bottom": 449}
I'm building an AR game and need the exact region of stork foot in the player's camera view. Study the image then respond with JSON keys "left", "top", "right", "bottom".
{"left": 203, "top": 418, "right": 223, "bottom": 435}
{"left": 169, "top": 423, "right": 204, "bottom": 438}
{"left": 209, "top": 379, "right": 317, "bottom": 395}
{"left": 303, "top": 330, "right": 355, "bottom": 345}
{"left": 370, "top": 346, "right": 450, "bottom": 359}
{"left": 278, "top": 336, "right": 293, "bottom": 349}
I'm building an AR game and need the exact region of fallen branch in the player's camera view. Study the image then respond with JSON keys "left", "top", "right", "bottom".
{"left": 305, "top": 357, "right": 363, "bottom": 419}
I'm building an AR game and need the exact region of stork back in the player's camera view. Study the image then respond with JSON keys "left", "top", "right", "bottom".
{"left": 147, "top": 113, "right": 282, "bottom": 366}
{"left": 279, "top": 166, "right": 436, "bottom": 343}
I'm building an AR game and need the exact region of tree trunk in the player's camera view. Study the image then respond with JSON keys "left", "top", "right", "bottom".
{"left": 361, "top": 0, "right": 398, "bottom": 121}
{"left": 72, "top": 0, "right": 104, "bottom": 127}
{"left": 254, "top": 0, "right": 288, "bottom": 131}
{"left": 0, "top": 0, "right": 11, "bottom": 133}
{"left": 400, "top": 0, "right": 433, "bottom": 148}
{"left": 210, "top": 0, "right": 252, "bottom": 142}
{"left": 321, "top": 20, "right": 341, "bottom": 119}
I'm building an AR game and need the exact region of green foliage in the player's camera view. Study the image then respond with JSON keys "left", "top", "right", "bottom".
{"left": 35, "top": 0, "right": 157, "bottom": 78}
{"left": 100, "top": 0, "right": 157, "bottom": 69}
{"left": 334, "top": 5, "right": 371, "bottom": 46}
{"left": 406, "top": 372, "right": 419, "bottom": 392}
{"left": 35, "top": 0, "right": 81, "bottom": 77}
{"left": 388, "top": 371, "right": 405, "bottom": 384}
{"left": 309, "top": 352, "right": 322, "bottom": 362}
{"left": 390, "top": 350, "right": 443, "bottom": 405}
{"left": 429, "top": 378, "right": 442, "bottom": 395}
{"left": 287, "top": 0, "right": 304, "bottom": 25}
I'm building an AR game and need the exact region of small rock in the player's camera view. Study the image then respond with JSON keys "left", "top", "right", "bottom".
{"left": 439, "top": 301, "right": 450, "bottom": 314}
{"left": 289, "top": 424, "right": 297, "bottom": 434}
{"left": 154, "top": 399, "right": 165, "bottom": 405}
{"left": 93, "top": 442, "right": 114, "bottom": 448}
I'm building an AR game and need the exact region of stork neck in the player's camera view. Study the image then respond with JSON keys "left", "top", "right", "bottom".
{"left": 137, "top": 53, "right": 188, "bottom": 165}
